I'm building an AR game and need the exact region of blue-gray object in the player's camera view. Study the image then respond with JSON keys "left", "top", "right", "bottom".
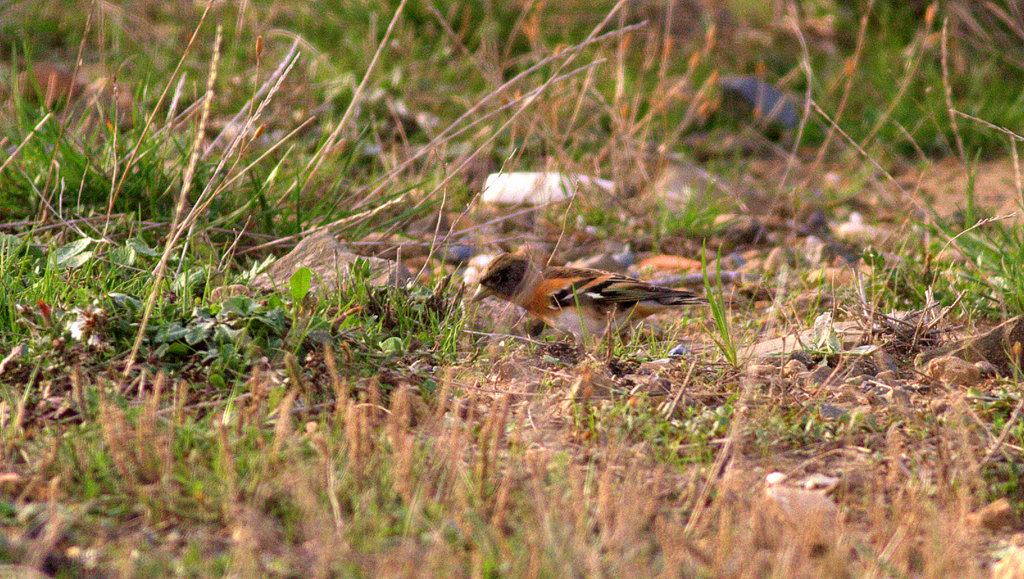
{"left": 725, "top": 252, "right": 746, "bottom": 268}
{"left": 669, "top": 343, "right": 691, "bottom": 357}
{"left": 443, "top": 244, "right": 475, "bottom": 263}
{"left": 719, "top": 75, "right": 799, "bottom": 129}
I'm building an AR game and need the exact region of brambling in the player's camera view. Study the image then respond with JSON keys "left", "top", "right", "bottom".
{"left": 471, "top": 252, "right": 706, "bottom": 340}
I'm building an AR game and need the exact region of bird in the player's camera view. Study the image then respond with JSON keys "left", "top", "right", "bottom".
{"left": 471, "top": 252, "right": 706, "bottom": 340}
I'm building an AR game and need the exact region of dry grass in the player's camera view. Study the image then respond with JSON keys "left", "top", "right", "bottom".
{"left": 1, "top": 0, "right": 1024, "bottom": 576}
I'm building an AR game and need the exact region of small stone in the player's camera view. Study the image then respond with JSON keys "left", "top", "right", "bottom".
{"left": 968, "top": 498, "right": 1016, "bottom": 531}
{"left": 253, "top": 232, "right": 410, "bottom": 294}
{"left": 916, "top": 315, "right": 1024, "bottom": 376}
{"left": 21, "top": 63, "right": 84, "bottom": 106}
{"left": 818, "top": 403, "right": 848, "bottom": 419}
{"left": 210, "top": 284, "right": 252, "bottom": 302}
{"left": 747, "top": 363, "right": 778, "bottom": 378}
{"left": 802, "top": 473, "right": 840, "bottom": 491}
{"left": 481, "top": 172, "right": 614, "bottom": 205}
{"left": 737, "top": 258, "right": 764, "bottom": 277}
{"left": 648, "top": 161, "right": 720, "bottom": 207}
{"left": 668, "top": 343, "right": 692, "bottom": 357}
{"left": 570, "top": 252, "right": 629, "bottom": 273}
{"left": 802, "top": 236, "right": 853, "bottom": 265}
{"left": 798, "top": 209, "right": 831, "bottom": 238}
{"left": 800, "top": 365, "right": 836, "bottom": 389}
{"left": 873, "top": 349, "right": 899, "bottom": 376}
{"left": 724, "top": 252, "right": 747, "bottom": 268}
{"left": 636, "top": 254, "right": 703, "bottom": 273}
{"left": 719, "top": 216, "right": 767, "bottom": 246}
{"left": 875, "top": 370, "right": 897, "bottom": 383}
{"left": 835, "top": 212, "right": 885, "bottom": 243}
{"left": 782, "top": 358, "right": 807, "bottom": 377}
{"left": 975, "top": 360, "right": 999, "bottom": 377}
{"left": 763, "top": 246, "right": 794, "bottom": 273}
{"left": 843, "top": 374, "right": 867, "bottom": 387}
{"left": 719, "top": 75, "right": 800, "bottom": 129}
{"left": 881, "top": 386, "right": 911, "bottom": 407}
{"left": 442, "top": 245, "right": 475, "bottom": 263}
{"left": 925, "top": 355, "right": 983, "bottom": 387}
{"left": 848, "top": 405, "right": 873, "bottom": 423}
{"left": 803, "top": 235, "right": 827, "bottom": 264}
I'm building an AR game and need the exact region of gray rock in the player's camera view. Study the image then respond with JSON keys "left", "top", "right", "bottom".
{"left": 818, "top": 403, "right": 848, "bottom": 419}
{"left": 719, "top": 75, "right": 800, "bottom": 130}
{"left": 442, "top": 244, "right": 475, "bottom": 263}
{"left": 570, "top": 252, "right": 630, "bottom": 273}
{"left": 923, "top": 355, "right": 983, "bottom": 387}
{"left": 916, "top": 316, "right": 1024, "bottom": 376}
{"left": 668, "top": 343, "right": 692, "bottom": 357}
{"left": 253, "top": 231, "right": 411, "bottom": 294}
{"left": 739, "top": 321, "right": 867, "bottom": 359}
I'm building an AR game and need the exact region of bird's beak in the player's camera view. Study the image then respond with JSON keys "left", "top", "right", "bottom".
{"left": 471, "top": 285, "right": 492, "bottom": 302}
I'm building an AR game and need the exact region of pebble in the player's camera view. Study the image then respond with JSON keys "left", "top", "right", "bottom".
{"left": 210, "top": 284, "right": 252, "bottom": 302}
{"left": 925, "top": 355, "right": 982, "bottom": 387}
{"left": 967, "top": 498, "right": 1016, "bottom": 531}
{"left": 681, "top": 270, "right": 748, "bottom": 285}
{"left": 975, "top": 360, "right": 999, "bottom": 377}
{"left": 799, "top": 209, "right": 831, "bottom": 238}
{"left": 928, "top": 398, "right": 949, "bottom": 414}
{"left": 804, "top": 235, "right": 827, "bottom": 264}
{"left": 747, "top": 363, "right": 777, "bottom": 377}
{"left": 834, "top": 212, "right": 885, "bottom": 244}
{"left": 737, "top": 257, "right": 764, "bottom": 276}
{"left": 719, "top": 75, "right": 800, "bottom": 129}
{"left": 637, "top": 254, "right": 703, "bottom": 273}
{"left": 442, "top": 244, "right": 475, "bottom": 263}
{"left": 570, "top": 252, "right": 629, "bottom": 273}
{"left": 819, "top": 403, "right": 849, "bottom": 419}
{"left": 463, "top": 253, "right": 497, "bottom": 287}
{"left": 875, "top": 370, "right": 897, "bottom": 384}
{"left": 668, "top": 343, "right": 691, "bottom": 357}
{"left": 881, "top": 386, "right": 911, "bottom": 407}
{"left": 724, "top": 252, "right": 746, "bottom": 268}
{"left": 782, "top": 358, "right": 807, "bottom": 376}
{"left": 802, "top": 473, "right": 840, "bottom": 491}
{"left": 481, "top": 172, "right": 614, "bottom": 205}
{"left": 763, "top": 246, "right": 794, "bottom": 273}
{"left": 719, "top": 215, "right": 767, "bottom": 246}
{"left": 917, "top": 315, "right": 1024, "bottom": 376}
{"left": 800, "top": 365, "right": 836, "bottom": 389}
{"left": 873, "top": 349, "right": 899, "bottom": 376}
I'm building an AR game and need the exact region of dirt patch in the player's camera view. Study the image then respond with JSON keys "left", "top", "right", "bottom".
{"left": 904, "top": 157, "right": 1023, "bottom": 221}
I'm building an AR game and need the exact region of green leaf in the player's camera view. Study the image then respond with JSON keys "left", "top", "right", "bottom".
{"left": 154, "top": 323, "right": 189, "bottom": 343}
{"left": 379, "top": 336, "right": 404, "bottom": 355}
{"left": 109, "top": 245, "right": 137, "bottom": 267}
{"left": 126, "top": 239, "right": 160, "bottom": 257}
{"left": 54, "top": 238, "right": 93, "bottom": 266}
{"left": 59, "top": 251, "right": 94, "bottom": 269}
{"left": 289, "top": 267, "right": 313, "bottom": 302}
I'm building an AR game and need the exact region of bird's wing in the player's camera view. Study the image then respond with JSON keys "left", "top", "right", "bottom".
{"left": 544, "top": 268, "right": 703, "bottom": 308}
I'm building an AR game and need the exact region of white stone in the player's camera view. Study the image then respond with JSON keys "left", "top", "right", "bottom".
{"left": 481, "top": 172, "right": 614, "bottom": 205}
